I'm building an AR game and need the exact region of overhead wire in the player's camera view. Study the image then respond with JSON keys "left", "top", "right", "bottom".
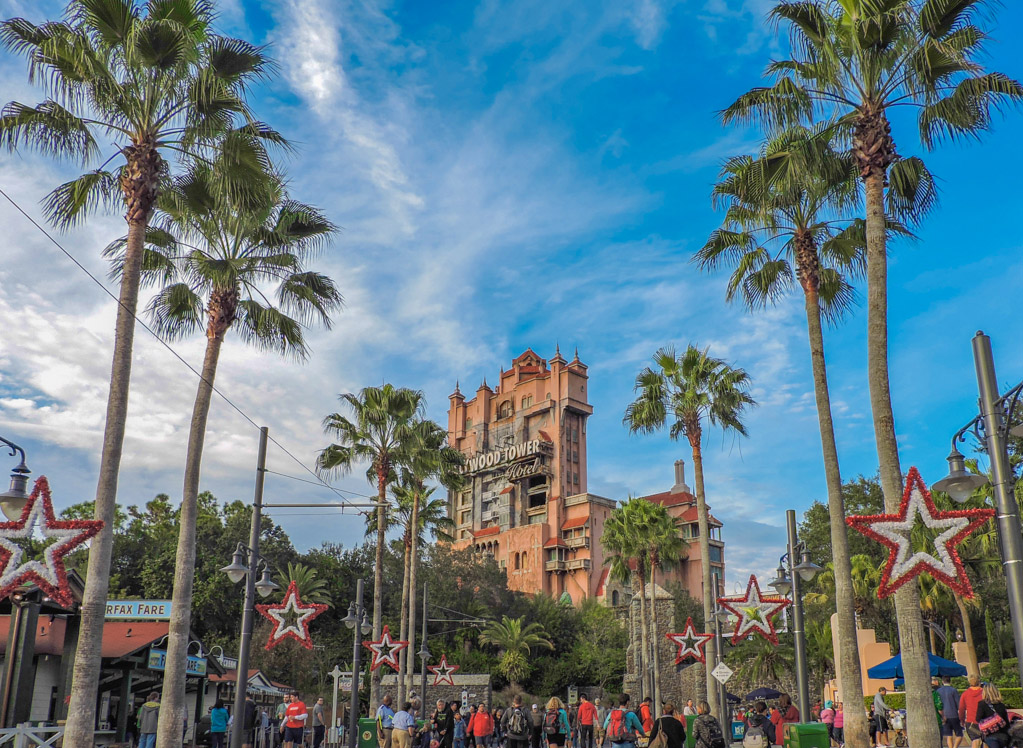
{"left": 0, "top": 185, "right": 372, "bottom": 515}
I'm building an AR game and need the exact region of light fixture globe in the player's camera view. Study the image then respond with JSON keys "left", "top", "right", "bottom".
{"left": 220, "top": 548, "right": 248, "bottom": 584}
{"left": 0, "top": 460, "right": 31, "bottom": 521}
{"left": 360, "top": 612, "right": 372, "bottom": 636}
{"left": 255, "top": 568, "right": 279, "bottom": 598}
{"left": 933, "top": 447, "right": 989, "bottom": 503}
{"left": 795, "top": 552, "right": 823, "bottom": 582}
{"left": 342, "top": 602, "right": 359, "bottom": 629}
{"left": 770, "top": 566, "right": 792, "bottom": 596}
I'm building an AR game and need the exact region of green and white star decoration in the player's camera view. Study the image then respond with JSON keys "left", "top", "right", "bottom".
{"left": 717, "top": 574, "right": 791, "bottom": 645}
{"left": 666, "top": 617, "right": 715, "bottom": 664}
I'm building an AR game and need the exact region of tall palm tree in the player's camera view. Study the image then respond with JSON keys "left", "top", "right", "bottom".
{"left": 107, "top": 166, "right": 340, "bottom": 743}
{"left": 274, "top": 561, "right": 332, "bottom": 605}
{"left": 602, "top": 499, "right": 654, "bottom": 700}
{"left": 645, "top": 507, "right": 688, "bottom": 714}
{"left": 723, "top": 3, "right": 1021, "bottom": 741}
{"left": 317, "top": 385, "right": 423, "bottom": 709}
{"left": 0, "top": 2, "right": 278, "bottom": 741}
{"left": 694, "top": 126, "right": 920, "bottom": 745}
{"left": 394, "top": 422, "right": 463, "bottom": 701}
{"left": 479, "top": 616, "right": 554, "bottom": 691}
{"left": 625, "top": 345, "right": 755, "bottom": 716}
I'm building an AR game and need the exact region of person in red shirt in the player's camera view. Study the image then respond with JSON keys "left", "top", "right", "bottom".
{"left": 472, "top": 704, "right": 495, "bottom": 747}
{"left": 958, "top": 675, "right": 985, "bottom": 748}
{"left": 281, "top": 692, "right": 308, "bottom": 748}
{"left": 577, "top": 695, "right": 598, "bottom": 748}
{"left": 771, "top": 695, "right": 799, "bottom": 745}
{"left": 640, "top": 698, "right": 654, "bottom": 734}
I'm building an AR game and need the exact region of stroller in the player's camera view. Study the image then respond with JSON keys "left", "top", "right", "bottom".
{"left": 888, "top": 711, "right": 908, "bottom": 748}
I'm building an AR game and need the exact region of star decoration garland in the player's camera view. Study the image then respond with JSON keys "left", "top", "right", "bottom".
{"left": 666, "top": 617, "right": 715, "bottom": 664}
{"left": 256, "top": 580, "right": 328, "bottom": 650}
{"left": 846, "top": 466, "right": 994, "bottom": 599}
{"left": 717, "top": 574, "right": 791, "bottom": 646}
{"left": 428, "top": 654, "right": 460, "bottom": 686}
{"left": 363, "top": 625, "right": 408, "bottom": 671}
{"left": 0, "top": 476, "right": 103, "bottom": 608}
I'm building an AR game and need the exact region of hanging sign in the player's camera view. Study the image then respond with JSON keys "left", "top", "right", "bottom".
{"left": 106, "top": 600, "right": 172, "bottom": 620}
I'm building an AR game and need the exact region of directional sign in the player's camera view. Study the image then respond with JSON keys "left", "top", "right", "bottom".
{"left": 711, "top": 662, "right": 733, "bottom": 684}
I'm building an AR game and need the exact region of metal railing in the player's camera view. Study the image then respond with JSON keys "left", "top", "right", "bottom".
{"left": 0, "top": 725, "right": 63, "bottom": 747}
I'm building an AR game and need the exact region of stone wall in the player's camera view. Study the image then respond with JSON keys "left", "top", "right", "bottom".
{"left": 380, "top": 674, "right": 492, "bottom": 710}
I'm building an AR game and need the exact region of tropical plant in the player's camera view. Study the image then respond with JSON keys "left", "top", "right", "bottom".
{"left": 624, "top": 344, "right": 755, "bottom": 716}
{"left": 723, "top": 2, "right": 1021, "bottom": 743}
{"left": 274, "top": 561, "right": 331, "bottom": 606}
{"left": 317, "top": 385, "right": 424, "bottom": 708}
{"left": 695, "top": 125, "right": 925, "bottom": 742}
{"left": 987, "top": 610, "right": 1004, "bottom": 679}
{"left": 0, "top": 2, "right": 280, "bottom": 741}
{"left": 480, "top": 615, "right": 554, "bottom": 690}
{"left": 107, "top": 164, "right": 339, "bottom": 737}
{"left": 727, "top": 634, "right": 795, "bottom": 686}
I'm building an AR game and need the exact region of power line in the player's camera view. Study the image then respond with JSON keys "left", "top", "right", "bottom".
{"left": 0, "top": 185, "right": 370, "bottom": 514}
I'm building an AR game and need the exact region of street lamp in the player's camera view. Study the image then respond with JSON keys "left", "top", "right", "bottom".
{"left": 770, "top": 510, "right": 820, "bottom": 724}
{"left": 345, "top": 579, "right": 372, "bottom": 748}
{"left": 710, "top": 598, "right": 731, "bottom": 723}
{"left": 934, "top": 332, "right": 1023, "bottom": 689}
{"left": 0, "top": 436, "right": 31, "bottom": 520}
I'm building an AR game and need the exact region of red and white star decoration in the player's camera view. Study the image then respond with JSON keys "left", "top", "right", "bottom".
{"left": 666, "top": 617, "right": 715, "bottom": 664}
{"left": 428, "top": 654, "right": 460, "bottom": 686}
{"left": 0, "top": 476, "right": 103, "bottom": 608}
{"left": 717, "top": 574, "right": 791, "bottom": 646}
{"left": 846, "top": 466, "right": 994, "bottom": 599}
{"left": 256, "top": 580, "right": 328, "bottom": 650}
{"left": 363, "top": 625, "right": 408, "bottom": 671}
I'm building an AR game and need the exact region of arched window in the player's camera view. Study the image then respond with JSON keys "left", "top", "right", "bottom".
{"left": 514, "top": 552, "right": 520, "bottom": 570}
{"left": 612, "top": 590, "right": 620, "bottom": 606}
{"left": 498, "top": 400, "right": 513, "bottom": 419}
{"left": 521, "top": 395, "right": 534, "bottom": 409}
{"left": 521, "top": 551, "right": 528, "bottom": 568}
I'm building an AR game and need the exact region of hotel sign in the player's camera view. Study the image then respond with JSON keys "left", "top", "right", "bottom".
{"left": 106, "top": 600, "right": 172, "bottom": 620}
{"left": 462, "top": 439, "right": 551, "bottom": 475}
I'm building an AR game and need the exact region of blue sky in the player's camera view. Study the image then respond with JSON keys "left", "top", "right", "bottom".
{"left": 0, "top": 0, "right": 1021, "bottom": 589}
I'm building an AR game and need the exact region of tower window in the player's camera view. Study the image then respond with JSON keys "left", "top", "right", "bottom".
{"left": 498, "top": 401, "right": 513, "bottom": 419}
{"left": 522, "top": 395, "right": 534, "bottom": 409}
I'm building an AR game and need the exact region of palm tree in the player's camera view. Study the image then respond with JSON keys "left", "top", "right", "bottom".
{"left": 317, "top": 385, "right": 424, "bottom": 709}
{"left": 645, "top": 506, "right": 688, "bottom": 713}
{"left": 274, "top": 561, "right": 332, "bottom": 605}
{"left": 395, "top": 420, "right": 463, "bottom": 702}
{"left": 728, "top": 635, "right": 795, "bottom": 686}
{"left": 0, "top": 3, "right": 278, "bottom": 741}
{"left": 107, "top": 165, "right": 340, "bottom": 744}
{"left": 625, "top": 345, "right": 755, "bottom": 716}
{"left": 479, "top": 615, "right": 554, "bottom": 690}
{"left": 602, "top": 499, "right": 654, "bottom": 700}
{"left": 723, "top": 3, "right": 1021, "bottom": 742}
{"left": 694, "top": 126, "right": 917, "bottom": 746}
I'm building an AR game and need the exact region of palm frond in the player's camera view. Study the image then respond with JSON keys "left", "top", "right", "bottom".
{"left": 42, "top": 169, "right": 118, "bottom": 229}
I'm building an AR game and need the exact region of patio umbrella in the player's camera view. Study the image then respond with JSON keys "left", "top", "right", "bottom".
{"left": 727, "top": 693, "right": 741, "bottom": 704}
{"left": 744, "top": 687, "right": 783, "bottom": 701}
{"left": 866, "top": 652, "right": 967, "bottom": 679}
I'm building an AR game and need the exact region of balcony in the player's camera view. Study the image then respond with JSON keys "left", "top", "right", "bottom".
{"left": 545, "top": 560, "right": 567, "bottom": 572}
{"left": 565, "top": 558, "right": 591, "bottom": 571}
{"left": 564, "top": 535, "right": 590, "bottom": 549}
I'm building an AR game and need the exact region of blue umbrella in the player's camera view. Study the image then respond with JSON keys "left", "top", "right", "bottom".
{"left": 745, "top": 687, "right": 783, "bottom": 701}
{"left": 866, "top": 652, "right": 967, "bottom": 679}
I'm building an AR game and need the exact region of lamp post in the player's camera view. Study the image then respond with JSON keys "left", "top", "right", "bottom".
{"left": 418, "top": 584, "right": 430, "bottom": 711}
{"left": 223, "top": 427, "right": 281, "bottom": 748}
{"left": 711, "top": 605, "right": 730, "bottom": 722}
{"left": 770, "top": 510, "right": 821, "bottom": 723}
{"left": 343, "top": 579, "right": 372, "bottom": 748}
{"left": 0, "top": 436, "right": 31, "bottom": 520}
{"left": 329, "top": 665, "right": 344, "bottom": 745}
{"left": 934, "top": 331, "right": 1023, "bottom": 688}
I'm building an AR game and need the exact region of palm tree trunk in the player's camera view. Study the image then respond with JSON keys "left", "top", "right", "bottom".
{"left": 65, "top": 148, "right": 159, "bottom": 745}
{"left": 954, "top": 594, "right": 979, "bottom": 676}
{"left": 397, "top": 530, "right": 412, "bottom": 705}
{"left": 864, "top": 168, "right": 938, "bottom": 748}
{"left": 405, "top": 487, "right": 423, "bottom": 700}
{"left": 634, "top": 573, "right": 650, "bottom": 700}
{"left": 689, "top": 439, "right": 719, "bottom": 718}
{"left": 802, "top": 282, "right": 868, "bottom": 748}
{"left": 373, "top": 467, "right": 387, "bottom": 712}
{"left": 649, "top": 565, "right": 662, "bottom": 717}
{"left": 156, "top": 322, "right": 226, "bottom": 748}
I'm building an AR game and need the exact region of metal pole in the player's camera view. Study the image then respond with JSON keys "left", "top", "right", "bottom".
{"left": 330, "top": 667, "right": 342, "bottom": 745}
{"left": 420, "top": 584, "right": 428, "bottom": 708}
{"left": 231, "top": 426, "right": 268, "bottom": 748}
{"left": 348, "top": 579, "right": 365, "bottom": 748}
{"left": 787, "top": 510, "right": 810, "bottom": 723}
{"left": 973, "top": 332, "right": 1023, "bottom": 688}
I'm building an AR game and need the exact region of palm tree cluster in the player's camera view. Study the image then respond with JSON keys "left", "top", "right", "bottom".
{"left": 602, "top": 498, "right": 688, "bottom": 713}
{"left": 697, "top": 1, "right": 1021, "bottom": 746}
{"left": 0, "top": 0, "right": 342, "bottom": 743}
{"left": 317, "top": 386, "right": 464, "bottom": 709}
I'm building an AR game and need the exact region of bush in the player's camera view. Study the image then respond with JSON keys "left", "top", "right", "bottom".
{"left": 865, "top": 688, "right": 1023, "bottom": 711}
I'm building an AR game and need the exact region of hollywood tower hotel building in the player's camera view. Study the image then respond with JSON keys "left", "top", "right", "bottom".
{"left": 447, "top": 347, "right": 726, "bottom": 604}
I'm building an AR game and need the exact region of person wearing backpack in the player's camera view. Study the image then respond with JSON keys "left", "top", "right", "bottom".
{"left": 693, "top": 702, "right": 726, "bottom": 748}
{"left": 743, "top": 702, "right": 775, "bottom": 748}
{"left": 577, "top": 695, "right": 597, "bottom": 748}
{"left": 472, "top": 704, "right": 496, "bottom": 748}
{"left": 545, "top": 698, "right": 572, "bottom": 748}
{"left": 503, "top": 695, "right": 534, "bottom": 748}
{"left": 602, "top": 694, "right": 645, "bottom": 748}
{"left": 648, "top": 703, "right": 686, "bottom": 748}
{"left": 594, "top": 699, "right": 608, "bottom": 748}
{"left": 820, "top": 702, "right": 835, "bottom": 747}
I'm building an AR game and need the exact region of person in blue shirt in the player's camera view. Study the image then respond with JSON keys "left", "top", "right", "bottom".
{"left": 545, "top": 698, "right": 573, "bottom": 747}
{"left": 210, "top": 699, "right": 230, "bottom": 748}
{"left": 602, "top": 695, "right": 645, "bottom": 748}
{"left": 378, "top": 695, "right": 397, "bottom": 748}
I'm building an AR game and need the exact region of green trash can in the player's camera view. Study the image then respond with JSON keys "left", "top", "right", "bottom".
{"left": 784, "top": 722, "right": 830, "bottom": 748}
{"left": 685, "top": 714, "right": 697, "bottom": 748}
{"left": 359, "top": 717, "right": 379, "bottom": 748}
